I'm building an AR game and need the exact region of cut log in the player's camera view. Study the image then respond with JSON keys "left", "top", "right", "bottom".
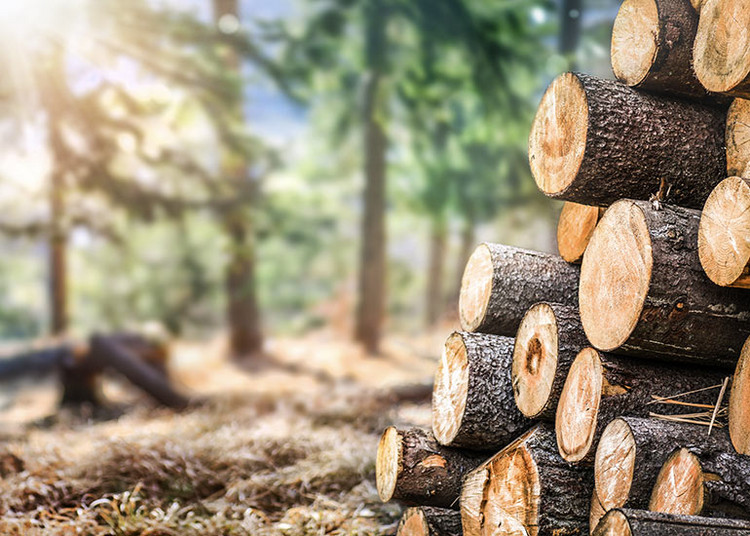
{"left": 432, "top": 332, "right": 530, "bottom": 449}
{"left": 693, "top": 0, "right": 750, "bottom": 97}
{"left": 590, "top": 489, "right": 607, "bottom": 535}
{"left": 726, "top": 99, "right": 750, "bottom": 178}
{"left": 458, "top": 243, "right": 579, "bottom": 336}
{"left": 594, "top": 417, "right": 730, "bottom": 513}
{"left": 555, "top": 347, "right": 727, "bottom": 463}
{"left": 594, "top": 508, "right": 750, "bottom": 536}
{"left": 698, "top": 177, "right": 750, "bottom": 288}
{"left": 397, "top": 507, "right": 461, "bottom": 536}
{"left": 512, "top": 302, "right": 587, "bottom": 420}
{"left": 528, "top": 73, "right": 726, "bottom": 208}
{"left": 611, "top": 0, "right": 705, "bottom": 98}
{"left": 461, "top": 424, "right": 593, "bottom": 536}
{"left": 580, "top": 199, "right": 750, "bottom": 366}
{"left": 557, "top": 202, "right": 603, "bottom": 263}
{"left": 729, "top": 335, "right": 750, "bottom": 454}
{"left": 459, "top": 453, "right": 491, "bottom": 536}
{"left": 650, "top": 442, "right": 750, "bottom": 518}
{"left": 375, "top": 426, "right": 487, "bottom": 508}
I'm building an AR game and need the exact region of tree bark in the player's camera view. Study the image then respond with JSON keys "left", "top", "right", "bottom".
{"left": 594, "top": 508, "right": 750, "bottom": 536}
{"left": 432, "top": 332, "right": 531, "bottom": 449}
{"left": 611, "top": 0, "right": 707, "bottom": 98}
{"left": 529, "top": 73, "right": 726, "bottom": 208}
{"left": 512, "top": 302, "right": 587, "bottom": 420}
{"left": 594, "top": 417, "right": 731, "bottom": 513}
{"left": 459, "top": 243, "right": 579, "bottom": 336}
{"left": 580, "top": 200, "right": 750, "bottom": 366}
{"left": 425, "top": 220, "right": 447, "bottom": 326}
{"left": 354, "top": 1, "right": 387, "bottom": 355}
{"left": 555, "top": 348, "right": 727, "bottom": 463}
{"left": 397, "top": 507, "right": 462, "bottom": 536}
{"left": 375, "top": 426, "right": 487, "bottom": 509}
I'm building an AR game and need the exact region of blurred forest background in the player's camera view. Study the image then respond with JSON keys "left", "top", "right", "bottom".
{"left": 0, "top": 0, "right": 620, "bottom": 355}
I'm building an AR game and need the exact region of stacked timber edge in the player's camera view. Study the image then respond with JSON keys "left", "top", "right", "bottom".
{"left": 579, "top": 199, "right": 750, "bottom": 365}
{"left": 458, "top": 243, "right": 579, "bottom": 336}
{"left": 375, "top": 426, "right": 486, "bottom": 508}
{"left": 729, "top": 336, "right": 750, "bottom": 455}
{"left": 461, "top": 424, "right": 593, "bottom": 536}
{"left": 432, "top": 332, "right": 530, "bottom": 448}
{"left": 594, "top": 509, "right": 750, "bottom": 536}
{"left": 397, "top": 507, "right": 461, "bottom": 536}
{"left": 528, "top": 73, "right": 726, "bottom": 208}
{"left": 554, "top": 348, "right": 726, "bottom": 463}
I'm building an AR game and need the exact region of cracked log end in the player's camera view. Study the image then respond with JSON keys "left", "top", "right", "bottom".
{"left": 556, "top": 348, "right": 603, "bottom": 463}
{"left": 698, "top": 177, "right": 750, "bottom": 287}
{"left": 557, "top": 202, "right": 603, "bottom": 263}
{"left": 727, "top": 99, "right": 750, "bottom": 177}
{"left": 432, "top": 333, "right": 469, "bottom": 445}
{"left": 729, "top": 336, "right": 750, "bottom": 454}
{"left": 649, "top": 448, "right": 704, "bottom": 515}
{"left": 460, "top": 463, "right": 491, "bottom": 536}
{"left": 528, "top": 73, "right": 589, "bottom": 198}
{"left": 694, "top": 0, "right": 750, "bottom": 95}
{"left": 376, "top": 426, "right": 402, "bottom": 502}
{"left": 459, "top": 245, "right": 494, "bottom": 332}
{"left": 398, "top": 508, "right": 430, "bottom": 536}
{"left": 611, "top": 0, "right": 659, "bottom": 87}
{"left": 512, "top": 303, "right": 560, "bottom": 418}
{"left": 593, "top": 509, "right": 632, "bottom": 536}
{"left": 595, "top": 418, "right": 638, "bottom": 511}
{"left": 580, "top": 200, "right": 653, "bottom": 352}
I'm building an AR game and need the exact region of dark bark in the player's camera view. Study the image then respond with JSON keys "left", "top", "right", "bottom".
{"left": 354, "top": 1, "right": 387, "bottom": 355}
{"left": 398, "top": 507, "right": 462, "bottom": 536}
{"left": 615, "top": 201, "right": 750, "bottom": 366}
{"left": 425, "top": 221, "right": 447, "bottom": 326}
{"left": 541, "top": 74, "right": 726, "bottom": 208}
{"left": 60, "top": 349, "right": 102, "bottom": 407}
{"left": 594, "top": 509, "right": 750, "bottom": 536}
{"left": 442, "top": 332, "right": 531, "bottom": 449}
{"left": 465, "top": 243, "right": 579, "bottom": 336}
{"left": 387, "top": 428, "right": 487, "bottom": 509}
{"left": 0, "top": 345, "right": 71, "bottom": 382}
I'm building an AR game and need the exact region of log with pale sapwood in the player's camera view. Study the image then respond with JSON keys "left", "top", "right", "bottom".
{"left": 458, "top": 243, "right": 579, "bottom": 336}
{"left": 726, "top": 99, "right": 750, "bottom": 178}
{"left": 594, "top": 509, "right": 750, "bottom": 536}
{"left": 729, "top": 335, "right": 750, "bottom": 455}
{"left": 557, "top": 202, "right": 604, "bottom": 263}
{"left": 580, "top": 199, "right": 750, "bottom": 366}
{"left": 397, "top": 507, "right": 462, "bottom": 536}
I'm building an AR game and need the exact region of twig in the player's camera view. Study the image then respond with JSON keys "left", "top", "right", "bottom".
{"left": 708, "top": 377, "right": 730, "bottom": 436}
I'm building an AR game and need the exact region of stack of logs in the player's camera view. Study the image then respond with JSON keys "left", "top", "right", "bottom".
{"left": 376, "top": 0, "right": 750, "bottom": 534}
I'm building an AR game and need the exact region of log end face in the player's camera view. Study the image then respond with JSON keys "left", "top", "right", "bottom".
{"left": 698, "top": 177, "right": 750, "bottom": 287}
{"left": 528, "top": 73, "right": 588, "bottom": 198}
{"left": 611, "top": 0, "right": 659, "bottom": 87}
{"left": 729, "top": 336, "right": 750, "bottom": 455}
{"left": 580, "top": 200, "right": 652, "bottom": 352}
{"left": 432, "top": 333, "right": 469, "bottom": 446}
{"left": 590, "top": 489, "right": 607, "bottom": 536}
{"left": 483, "top": 446, "right": 539, "bottom": 536}
{"left": 694, "top": 0, "right": 750, "bottom": 93}
{"left": 594, "top": 418, "right": 637, "bottom": 511}
{"left": 398, "top": 508, "right": 429, "bottom": 536}
{"left": 649, "top": 448, "right": 704, "bottom": 516}
{"left": 727, "top": 99, "right": 750, "bottom": 177}
{"left": 556, "top": 348, "right": 603, "bottom": 463}
{"left": 459, "top": 244, "right": 494, "bottom": 332}
{"left": 512, "top": 303, "right": 559, "bottom": 418}
{"left": 592, "top": 510, "right": 632, "bottom": 536}
{"left": 376, "top": 426, "right": 402, "bottom": 502}
{"left": 557, "top": 202, "right": 602, "bottom": 263}
{"left": 461, "top": 464, "right": 491, "bottom": 536}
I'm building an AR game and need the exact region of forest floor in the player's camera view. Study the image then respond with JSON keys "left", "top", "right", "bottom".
{"left": 0, "top": 328, "right": 448, "bottom": 535}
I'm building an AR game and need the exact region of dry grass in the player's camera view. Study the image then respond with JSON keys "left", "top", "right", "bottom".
{"left": 0, "top": 330, "right": 441, "bottom": 535}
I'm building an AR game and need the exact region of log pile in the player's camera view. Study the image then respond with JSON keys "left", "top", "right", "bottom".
{"left": 377, "top": 0, "right": 750, "bottom": 533}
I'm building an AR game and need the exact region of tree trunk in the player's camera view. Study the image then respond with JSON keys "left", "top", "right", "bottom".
{"left": 462, "top": 424, "right": 593, "bottom": 536}
{"left": 560, "top": 0, "right": 583, "bottom": 62}
{"left": 693, "top": 0, "right": 750, "bottom": 97}
{"left": 449, "top": 219, "right": 476, "bottom": 311}
{"left": 432, "top": 332, "right": 530, "bottom": 449}
{"left": 594, "top": 417, "right": 732, "bottom": 514}
{"left": 555, "top": 348, "right": 728, "bottom": 463}
{"left": 459, "top": 243, "right": 579, "bottom": 336}
{"left": 376, "top": 426, "right": 486, "bottom": 509}
{"left": 398, "top": 507, "right": 462, "bottom": 536}
{"left": 557, "top": 202, "right": 603, "bottom": 263}
{"left": 611, "top": 0, "right": 707, "bottom": 98}
{"left": 425, "top": 220, "right": 446, "bottom": 327}
{"left": 528, "top": 73, "right": 726, "bottom": 208}
{"left": 594, "top": 508, "right": 750, "bottom": 536}
{"left": 650, "top": 442, "right": 750, "bottom": 518}
{"left": 512, "top": 302, "right": 587, "bottom": 420}
{"left": 354, "top": 1, "right": 387, "bottom": 355}
{"left": 580, "top": 200, "right": 750, "bottom": 366}
{"left": 212, "top": 0, "right": 264, "bottom": 358}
